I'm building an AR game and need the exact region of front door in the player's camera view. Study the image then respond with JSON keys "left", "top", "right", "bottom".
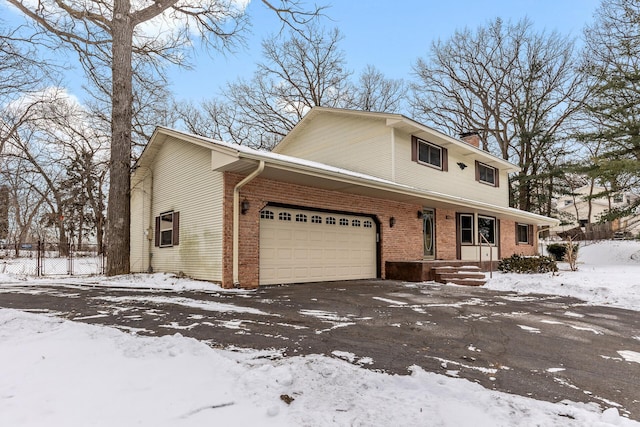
{"left": 423, "top": 208, "right": 435, "bottom": 258}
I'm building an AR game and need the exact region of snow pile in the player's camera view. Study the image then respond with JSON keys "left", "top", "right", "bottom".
{"left": 486, "top": 240, "right": 640, "bottom": 311}
{"left": 0, "top": 309, "right": 636, "bottom": 427}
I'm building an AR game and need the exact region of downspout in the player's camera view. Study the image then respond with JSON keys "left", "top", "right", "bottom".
{"left": 233, "top": 160, "right": 265, "bottom": 287}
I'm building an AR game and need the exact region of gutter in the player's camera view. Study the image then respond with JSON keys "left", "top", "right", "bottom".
{"left": 232, "top": 160, "right": 265, "bottom": 287}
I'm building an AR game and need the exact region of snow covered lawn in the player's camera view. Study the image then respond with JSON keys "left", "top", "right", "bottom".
{"left": 1, "top": 240, "right": 639, "bottom": 425}
{"left": 485, "top": 240, "right": 640, "bottom": 312}
{"left": 1, "top": 309, "right": 637, "bottom": 427}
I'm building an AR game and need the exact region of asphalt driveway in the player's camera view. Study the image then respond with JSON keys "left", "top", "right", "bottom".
{"left": 1, "top": 279, "right": 639, "bottom": 420}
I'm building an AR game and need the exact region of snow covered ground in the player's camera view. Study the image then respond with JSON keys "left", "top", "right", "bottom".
{"left": 1, "top": 240, "right": 639, "bottom": 426}
{"left": 485, "top": 240, "right": 640, "bottom": 312}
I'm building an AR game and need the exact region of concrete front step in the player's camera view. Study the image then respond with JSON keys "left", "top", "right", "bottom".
{"left": 433, "top": 265, "right": 487, "bottom": 286}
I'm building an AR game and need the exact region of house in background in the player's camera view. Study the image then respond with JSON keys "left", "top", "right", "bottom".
{"left": 553, "top": 185, "right": 640, "bottom": 238}
{"left": 130, "top": 107, "right": 558, "bottom": 288}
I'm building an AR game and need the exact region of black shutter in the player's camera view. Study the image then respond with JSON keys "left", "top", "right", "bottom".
{"left": 442, "top": 147, "right": 448, "bottom": 171}
{"left": 411, "top": 135, "right": 418, "bottom": 162}
{"left": 154, "top": 216, "right": 160, "bottom": 247}
{"left": 173, "top": 212, "right": 180, "bottom": 246}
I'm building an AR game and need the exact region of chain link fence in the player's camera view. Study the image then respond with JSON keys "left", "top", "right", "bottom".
{"left": 0, "top": 241, "right": 105, "bottom": 276}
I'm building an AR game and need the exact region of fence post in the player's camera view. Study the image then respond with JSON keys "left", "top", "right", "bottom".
{"left": 37, "top": 240, "right": 42, "bottom": 277}
{"left": 68, "top": 243, "right": 73, "bottom": 275}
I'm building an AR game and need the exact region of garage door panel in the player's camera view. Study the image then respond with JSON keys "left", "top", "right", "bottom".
{"left": 260, "top": 207, "right": 376, "bottom": 285}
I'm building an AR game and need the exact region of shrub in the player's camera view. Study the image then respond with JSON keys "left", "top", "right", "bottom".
{"left": 546, "top": 243, "right": 579, "bottom": 261}
{"left": 498, "top": 254, "right": 558, "bottom": 274}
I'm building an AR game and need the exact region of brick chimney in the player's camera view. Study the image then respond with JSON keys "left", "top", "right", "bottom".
{"left": 459, "top": 131, "right": 480, "bottom": 148}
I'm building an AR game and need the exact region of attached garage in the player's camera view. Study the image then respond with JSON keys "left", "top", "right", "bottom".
{"left": 259, "top": 206, "right": 378, "bottom": 285}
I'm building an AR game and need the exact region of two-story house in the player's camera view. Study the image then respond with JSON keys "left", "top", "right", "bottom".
{"left": 130, "top": 107, "right": 558, "bottom": 288}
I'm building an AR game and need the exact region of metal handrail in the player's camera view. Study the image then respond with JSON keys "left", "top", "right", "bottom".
{"left": 478, "top": 233, "right": 494, "bottom": 279}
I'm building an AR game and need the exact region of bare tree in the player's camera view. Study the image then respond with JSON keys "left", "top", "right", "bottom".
{"left": 227, "top": 24, "right": 350, "bottom": 148}
{"left": 5, "top": 0, "right": 325, "bottom": 275}
{"left": 411, "top": 18, "right": 588, "bottom": 213}
{"left": 348, "top": 64, "right": 406, "bottom": 113}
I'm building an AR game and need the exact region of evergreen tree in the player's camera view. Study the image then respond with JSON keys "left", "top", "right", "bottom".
{"left": 580, "top": 0, "right": 640, "bottom": 221}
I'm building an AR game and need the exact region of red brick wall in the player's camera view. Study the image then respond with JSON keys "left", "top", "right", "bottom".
{"left": 500, "top": 219, "right": 538, "bottom": 257}
{"left": 434, "top": 208, "right": 457, "bottom": 260}
{"left": 221, "top": 172, "right": 539, "bottom": 288}
{"left": 223, "top": 173, "right": 425, "bottom": 288}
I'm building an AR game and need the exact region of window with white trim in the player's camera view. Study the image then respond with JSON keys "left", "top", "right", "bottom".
{"left": 326, "top": 217, "right": 336, "bottom": 225}
{"left": 411, "top": 136, "right": 448, "bottom": 171}
{"left": 459, "top": 214, "right": 474, "bottom": 245}
{"left": 260, "top": 210, "right": 274, "bottom": 220}
{"left": 295, "top": 214, "right": 307, "bottom": 222}
{"left": 478, "top": 215, "right": 496, "bottom": 245}
{"left": 311, "top": 215, "right": 322, "bottom": 224}
{"left": 279, "top": 212, "right": 291, "bottom": 221}
{"left": 155, "top": 211, "right": 179, "bottom": 248}
{"left": 476, "top": 161, "right": 498, "bottom": 187}
{"left": 339, "top": 218, "right": 349, "bottom": 226}
{"left": 517, "top": 223, "right": 531, "bottom": 245}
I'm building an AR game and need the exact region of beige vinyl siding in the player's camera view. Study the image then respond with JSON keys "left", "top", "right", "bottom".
{"left": 150, "top": 137, "right": 224, "bottom": 281}
{"left": 393, "top": 130, "right": 510, "bottom": 207}
{"left": 275, "top": 114, "right": 394, "bottom": 180}
{"left": 130, "top": 172, "right": 152, "bottom": 272}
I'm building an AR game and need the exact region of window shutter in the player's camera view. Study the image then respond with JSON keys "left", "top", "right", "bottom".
{"left": 495, "top": 168, "right": 500, "bottom": 187}
{"left": 411, "top": 135, "right": 418, "bottom": 162}
{"left": 515, "top": 223, "right": 519, "bottom": 244}
{"left": 475, "top": 161, "right": 480, "bottom": 182}
{"left": 528, "top": 224, "right": 533, "bottom": 245}
{"left": 154, "top": 216, "right": 160, "bottom": 247}
{"left": 173, "top": 212, "right": 180, "bottom": 246}
{"left": 442, "top": 147, "right": 448, "bottom": 171}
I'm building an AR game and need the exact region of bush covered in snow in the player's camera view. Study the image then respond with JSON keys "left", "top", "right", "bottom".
{"left": 497, "top": 254, "right": 558, "bottom": 274}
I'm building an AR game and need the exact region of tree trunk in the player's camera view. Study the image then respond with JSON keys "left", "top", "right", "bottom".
{"left": 106, "top": 1, "right": 133, "bottom": 276}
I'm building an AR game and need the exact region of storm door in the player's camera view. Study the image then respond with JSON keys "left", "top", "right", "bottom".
{"left": 423, "top": 208, "right": 435, "bottom": 258}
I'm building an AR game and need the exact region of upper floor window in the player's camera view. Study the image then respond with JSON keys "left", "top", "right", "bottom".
{"left": 155, "top": 211, "right": 180, "bottom": 248}
{"left": 613, "top": 194, "right": 624, "bottom": 203}
{"left": 411, "top": 136, "right": 448, "bottom": 171}
{"left": 476, "top": 161, "right": 498, "bottom": 187}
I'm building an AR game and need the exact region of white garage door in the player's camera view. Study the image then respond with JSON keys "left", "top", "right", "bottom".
{"left": 259, "top": 207, "right": 377, "bottom": 285}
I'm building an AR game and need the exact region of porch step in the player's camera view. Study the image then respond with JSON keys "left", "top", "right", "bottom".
{"left": 432, "top": 265, "right": 486, "bottom": 286}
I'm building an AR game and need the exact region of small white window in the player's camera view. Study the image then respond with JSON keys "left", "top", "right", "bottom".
{"left": 363, "top": 220, "right": 373, "bottom": 228}
{"left": 326, "top": 217, "right": 336, "bottom": 225}
{"left": 311, "top": 215, "right": 322, "bottom": 224}
{"left": 295, "top": 214, "right": 307, "bottom": 223}
{"left": 352, "top": 219, "right": 361, "bottom": 227}
{"left": 279, "top": 212, "right": 291, "bottom": 221}
{"left": 339, "top": 218, "right": 349, "bottom": 226}
{"left": 418, "top": 140, "right": 442, "bottom": 169}
{"left": 260, "top": 210, "right": 274, "bottom": 220}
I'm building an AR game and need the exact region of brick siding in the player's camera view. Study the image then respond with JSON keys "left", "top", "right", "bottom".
{"left": 222, "top": 173, "right": 538, "bottom": 288}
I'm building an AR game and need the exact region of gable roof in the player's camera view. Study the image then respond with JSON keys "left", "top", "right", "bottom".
{"left": 273, "top": 107, "right": 520, "bottom": 173}
{"left": 135, "top": 127, "right": 558, "bottom": 227}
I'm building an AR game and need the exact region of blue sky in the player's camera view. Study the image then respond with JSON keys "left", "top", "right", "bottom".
{"left": 170, "top": 0, "right": 602, "bottom": 102}
{"left": 2, "top": 0, "right": 602, "bottom": 103}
